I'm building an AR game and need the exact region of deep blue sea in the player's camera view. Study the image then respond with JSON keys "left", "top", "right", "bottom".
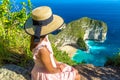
{"left": 11, "top": 0, "right": 120, "bottom": 66}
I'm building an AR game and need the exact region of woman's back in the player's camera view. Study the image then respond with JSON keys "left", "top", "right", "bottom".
{"left": 32, "top": 35, "right": 57, "bottom": 69}
{"left": 31, "top": 35, "right": 79, "bottom": 80}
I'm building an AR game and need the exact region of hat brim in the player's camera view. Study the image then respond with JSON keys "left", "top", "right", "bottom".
{"left": 24, "top": 15, "right": 64, "bottom": 36}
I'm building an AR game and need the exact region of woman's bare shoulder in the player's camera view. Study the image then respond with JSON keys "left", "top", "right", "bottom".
{"left": 38, "top": 46, "right": 49, "bottom": 55}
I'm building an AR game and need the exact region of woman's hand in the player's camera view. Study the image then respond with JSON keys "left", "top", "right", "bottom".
{"left": 56, "top": 63, "right": 65, "bottom": 72}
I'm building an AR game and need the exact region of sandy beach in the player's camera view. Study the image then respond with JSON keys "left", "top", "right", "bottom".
{"left": 60, "top": 45, "right": 77, "bottom": 57}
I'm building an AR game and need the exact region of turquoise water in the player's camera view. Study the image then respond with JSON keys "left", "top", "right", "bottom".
{"left": 72, "top": 35, "right": 120, "bottom": 66}
{"left": 11, "top": 0, "right": 120, "bottom": 66}
{"left": 72, "top": 41, "right": 109, "bottom": 66}
{"left": 72, "top": 50, "right": 107, "bottom": 66}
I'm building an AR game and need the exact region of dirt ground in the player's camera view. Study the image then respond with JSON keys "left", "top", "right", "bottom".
{"left": 74, "top": 64, "right": 120, "bottom": 80}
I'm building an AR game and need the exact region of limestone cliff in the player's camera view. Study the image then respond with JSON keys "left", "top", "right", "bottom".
{"left": 49, "top": 17, "right": 107, "bottom": 51}
{"left": 80, "top": 17, "right": 107, "bottom": 42}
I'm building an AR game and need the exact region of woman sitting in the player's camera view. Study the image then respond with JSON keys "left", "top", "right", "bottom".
{"left": 24, "top": 6, "right": 81, "bottom": 80}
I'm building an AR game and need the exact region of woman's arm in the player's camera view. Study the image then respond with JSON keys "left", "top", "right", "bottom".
{"left": 53, "top": 56, "right": 59, "bottom": 63}
{"left": 37, "top": 46, "right": 61, "bottom": 73}
{"left": 53, "top": 56, "right": 66, "bottom": 71}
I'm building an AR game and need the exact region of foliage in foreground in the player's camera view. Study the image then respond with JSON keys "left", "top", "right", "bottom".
{"left": 0, "top": 0, "right": 77, "bottom": 67}
{"left": 105, "top": 52, "right": 120, "bottom": 67}
{"left": 52, "top": 44, "right": 78, "bottom": 66}
{"left": 1, "top": 0, "right": 119, "bottom": 68}
{"left": 0, "top": 0, "right": 32, "bottom": 66}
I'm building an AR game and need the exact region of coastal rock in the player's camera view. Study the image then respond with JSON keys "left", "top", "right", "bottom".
{"left": 0, "top": 64, "right": 120, "bottom": 80}
{"left": 49, "top": 17, "right": 107, "bottom": 54}
{"left": 0, "top": 64, "right": 31, "bottom": 80}
{"left": 74, "top": 64, "right": 120, "bottom": 80}
{"left": 80, "top": 17, "right": 107, "bottom": 42}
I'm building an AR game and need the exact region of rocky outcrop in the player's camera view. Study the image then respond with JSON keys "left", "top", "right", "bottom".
{"left": 80, "top": 17, "right": 107, "bottom": 42}
{"left": 0, "top": 64, "right": 31, "bottom": 80}
{"left": 74, "top": 64, "right": 120, "bottom": 80}
{"left": 49, "top": 17, "right": 107, "bottom": 51}
{"left": 0, "top": 64, "right": 120, "bottom": 80}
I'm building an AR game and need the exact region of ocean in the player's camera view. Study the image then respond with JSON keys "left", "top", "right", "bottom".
{"left": 12, "top": 0, "right": 120, "bottom": 66}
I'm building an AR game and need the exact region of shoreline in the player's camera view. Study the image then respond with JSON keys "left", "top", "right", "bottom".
{"left": 59, "top": 45, "right": 77, "bottom": 57}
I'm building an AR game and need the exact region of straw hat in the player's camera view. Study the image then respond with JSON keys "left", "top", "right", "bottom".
{"left": 24, "top": 6, "right": 64, "bottom": 37}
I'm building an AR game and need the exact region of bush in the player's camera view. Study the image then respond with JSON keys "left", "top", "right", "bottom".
{"left": 0, "top": 0, "right": 78, "bottom": 67}
{"left": 77, "top": 37, "right": 88, "bottom": 51}
{"left": 0, "top": 0, "right": 32, "bottom": 66}
{"left": 52, "top": 44, "right": 78, "bottom": 66}
{"left": 105, "top": 52, "right": 120, "bottom": 67}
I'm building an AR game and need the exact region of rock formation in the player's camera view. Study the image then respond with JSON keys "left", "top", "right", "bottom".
{"left": 0, "top": 64, "right": 30, "bottom": 80}
{"left": 49, "top": 17, "right": 107, "bottom": 55}
{"left": 1, "top": 64, "right": 120, "bottom": 80}
{"left": 80, "top": 17, "right": 107, "bottom": 42}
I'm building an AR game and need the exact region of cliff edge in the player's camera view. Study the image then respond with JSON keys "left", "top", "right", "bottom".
{"left": 49, "top": 17, "right": 107, "bottom": 56}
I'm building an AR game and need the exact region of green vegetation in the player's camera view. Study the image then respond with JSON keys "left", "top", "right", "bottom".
{"left": 48, "top": 35, "right": 78, "bottom": 65}
{"left": 52, "top": 44, "right": 78, "bottom": 66}
{"left": 1, "top": 0, "right": 119, "bottom": 68}
{"left": 79, "top": 17, "right": 91, "bottom": 27}
{"left": 101, "top": 21, "right": 107, "bottom": 33}
{"left": 0, "top": 0, "right": 32, "bottom": 66}
{"left": 50, "top": 17, "right": 107, "bottom": 51}
{"left": 105, "top": 52, "right": 120, "bottom": 67}
{"left": 77, "top": 37, "right": 87, "bottom": 51}
{"left": 50, "top": 19, "right": 87, "bottom": 50}
{"left": 67, "top": 19, "right": 85, "bottom": 38}
{"left": 79, "top": 17, "right": 107, "bottom": 32}
{"left": 0, "top": 0, "right": 78, "bottom": 67}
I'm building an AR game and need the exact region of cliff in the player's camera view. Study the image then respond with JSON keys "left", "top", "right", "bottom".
{"left": 80, "top": 17, "right": 107, "bottom": 42}
{"left": 49, "top": 17, "right": 107, "bottom": 53}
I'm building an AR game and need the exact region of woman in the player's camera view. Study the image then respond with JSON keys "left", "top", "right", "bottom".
{"left": 24, "top": 6, "right": 81, "bottom": 80}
